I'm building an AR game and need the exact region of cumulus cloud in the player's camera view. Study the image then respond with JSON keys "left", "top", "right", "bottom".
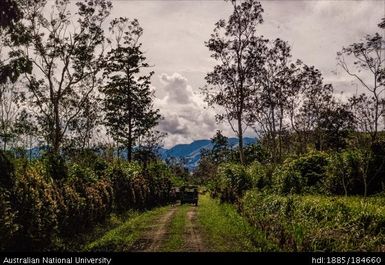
{"left": 154, "top": 72, "right": 229, "bottom": 147}
{"left": 159, "top": 73, "right": 193, "bottom": 104}
{"left": 158, "top": 114, "right": 189, "bottom": 135}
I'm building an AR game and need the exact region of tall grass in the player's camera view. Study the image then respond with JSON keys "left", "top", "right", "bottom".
{"left": 239, "top": 190, "right": 385, "bottom": 251}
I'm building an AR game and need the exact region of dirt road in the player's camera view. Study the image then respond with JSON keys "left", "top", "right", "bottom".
{"left": 131, "top": 204, "right": 205, "bottom": 252}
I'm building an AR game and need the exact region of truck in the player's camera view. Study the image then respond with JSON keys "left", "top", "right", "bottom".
{"left": 179, "top": 185, "right": 198, "bottom": 206}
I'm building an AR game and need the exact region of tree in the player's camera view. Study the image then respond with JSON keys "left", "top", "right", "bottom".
{"left": 202, "top": 0, "right": 265, "bottom": 164}
{"left": 317, "top": 103, "right": 355, "bottom": 151}
{"left": 102, "top": 17, "right": 161, "bottom": 161}
{"left": 338, "top": 31, "right": 385, "bottom": 143}
{"left": 9, "top": 0, "right": 111, "bottom": 156}
{"left": 67, "top": 93, "right": 101, "bottom": 151}
{"left": 250, "top": 39, "right": 298, "bottom": 162}
{"left": 0, "top": 0, "right": 31, "bottom": 85}
{"left": 133, "top": 130, "right": 166, "bottom": 166}
{"left": 210, "top": 130, "right": 229, "bottom": 164}
{"left": 286, "top": 63, "right": 335, "bottom": 154}
{"left": 0, "top": 0, "right": 22, "bottom": 29}
{"left": 0, "top": 81, "right": 21, "bottom": 150}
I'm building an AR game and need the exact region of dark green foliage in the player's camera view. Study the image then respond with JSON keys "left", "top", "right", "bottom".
{"left": 103, "top": 17, "right": 160, "bottom": 161}
{"left": 317, "top": 105, "right": 354, "bottom": 151}
{"left": 272, "top": 152, "right": 328, "bottom": 194}
{"left": 0, "top": 0, "right": 22, "bottom": 29}
{"left": 0, "top": 188, "right": 18, "bottom": 250}
{"left": 216, "top": 163, "right": 252, "bottom": 203}
{"left": 105, "top": 162, "right": 145, "bottom": 211}
{"left": 368, "top": 141, "right": 385, "bottom": 193}
{"left": 324, "top": 150, "right": 365, "bottom": 195}
{"left": 0, "top": 150, "right": 15, "bottom": 189}
{"left": 210, "top": 130, "right": 229, "bottom": 164}
{"left": 247, "top": 161, "right": 271, "bottom": 190}
{"left": 292, "top": 152, "right": 328, "bottom": 186}
{"left": 273, "top": 166, "right": 303, "bottom": 194}
{"left": 145, "top": 161, "right": 173, "bottom": 206}
{"left": 42, "top": 153, "right": 68, "bottom": 181}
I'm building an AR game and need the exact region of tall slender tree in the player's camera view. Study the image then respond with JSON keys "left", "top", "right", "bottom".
{"left": 102, "top": 17, "right": 161, "bottom": 161}
{"left": 202, "top": 0, "right": 265, "bottom": 164}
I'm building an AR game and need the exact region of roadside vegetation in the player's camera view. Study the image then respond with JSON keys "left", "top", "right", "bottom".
{"left": 193, "top": 0, "right": 385, "bottom": 252}
{"left": 197, "top": 194, "right": 276, "bottom": 252}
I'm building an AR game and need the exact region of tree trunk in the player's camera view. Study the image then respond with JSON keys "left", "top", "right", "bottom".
{"left": 278, "top": 106, "right": 284, "bottom": 162}
{"left": 53, "top": 100, "right": 61, "bottom": 155}
{"left": 127, "top": 145, "right": 132, "bottom": 162}
{"left": 238, "top": 115, "right": 244, "bottom": 165}
{"left": 127, "top": 119, "right": 132, "bottom": 162}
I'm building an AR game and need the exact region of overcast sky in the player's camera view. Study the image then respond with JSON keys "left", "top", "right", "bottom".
{"left": 108, "top": 0, "right": 384, "bottom": 147}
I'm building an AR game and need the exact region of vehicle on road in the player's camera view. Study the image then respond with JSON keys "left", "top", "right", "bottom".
{"left": 180, "top": 185, "right": 198, "bottom": 206}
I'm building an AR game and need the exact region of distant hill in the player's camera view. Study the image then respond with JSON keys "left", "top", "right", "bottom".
{"left": 23, "top": 137, "right": 257, "bottom": 170}
{"left": 159, "top": 137, "right": 257, "bottom": 170}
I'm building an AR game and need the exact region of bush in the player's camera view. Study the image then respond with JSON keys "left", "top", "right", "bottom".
{"left": 68, "top": 163, "right": 98, "bottom": 182}
{"left": 216, "top": 163, "right": 252, "bottom": 203}
{"left": 368, "top": 141, "right": 385, "bottom": 194}
{"left": 12, "top": 164, "right": 60, "bottom": 250}
{"left": 272, "top": 152, "right": 328, "bottom": 194}
{"left": 292, "top": 152, "right": 328, "bottom": 186}
{"left": 0, "top": 150, "right": 15, "bottom": 190}
{"left": 247, "top": 161, "right": 271, "bottom": 190}
{"left": 273, "top": 165, "right": 304, "bottom": 194}
{"left": 324, "top": 150, "right": 365, "bottom": 196}
{"left": 145, "top": 161, "right": 173, "bottom": 205}
{"left": 106, "top": 161, "right": 147, "bottom": 211}
{"left": 0, "top": 188, "right": 18, "bottom": 250}
{"left": 42, "top": 153, "right": 68, "bottom": 181}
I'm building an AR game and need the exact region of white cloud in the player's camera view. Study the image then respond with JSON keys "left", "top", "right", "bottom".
{"left": 154, "top": 72, "right": 235, "bottom": 147}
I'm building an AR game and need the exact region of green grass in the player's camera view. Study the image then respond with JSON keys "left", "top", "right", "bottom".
{"left": 160, "top": 204, "right": 190, "bottom": 251}
{"left": 197, "top": 194, "right": 277, "bottom": 252}
{"left": 240, "top": 190, "right": 385, "bottom": 251}
{"left": 83, "top": 205, "right": 171, "bottom": 251}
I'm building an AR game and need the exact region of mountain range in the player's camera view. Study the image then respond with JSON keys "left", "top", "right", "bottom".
{"left": 23, "top": 137, "right": 257, "bottom": 170}
{"left": 158, "top": 137, "right": 257, "bottom": 170}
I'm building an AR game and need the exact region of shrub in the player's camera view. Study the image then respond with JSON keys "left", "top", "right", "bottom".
{"left": 216, "top": 163, "right": 252, "bottom": 203}
{"left": 145, "top": 161, "right": 173, "bottom": 205}
{"left": 13, "top": 165, "right": 60, "bottom": 250}
{"left": 0, "top": 188, "right": 18, "bottom": 250}
{"left": 0, "top": 157, "right": 174, "bottom": 250}
{"left": 292, "top": 151, "right": 328, "bottom": 186}
{"left": 247, "top": 161, "right": 271, "bottom": 190}
{"left": 68, "top": 163, "right": 98, "bottom": 182}
{"left": 60, "top": 176, "right": 114, "bottom": 235}
{"left": 368, "top": 141, "right": 385, "bottom": 194}
{"left": 42, "top": 153, "right": 68, "bottom": 181}
{"left": 324, "top": 150, "right": 365, "bottom": 196}
{"left": 272, "top": 152, "right": 328, "bottom": 194}
{"left": 106, "top": 161, "right": 145, "bottom": 211}
{"left": 273, "top": 165, "right": 304, "bottom": 195}
{"left": 0, "top": 150, "right": 15, "bottom": 190}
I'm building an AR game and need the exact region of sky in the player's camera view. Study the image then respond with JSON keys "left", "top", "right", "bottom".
{"left": 106, "top": 0, "right": 384, "bottom": 147}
